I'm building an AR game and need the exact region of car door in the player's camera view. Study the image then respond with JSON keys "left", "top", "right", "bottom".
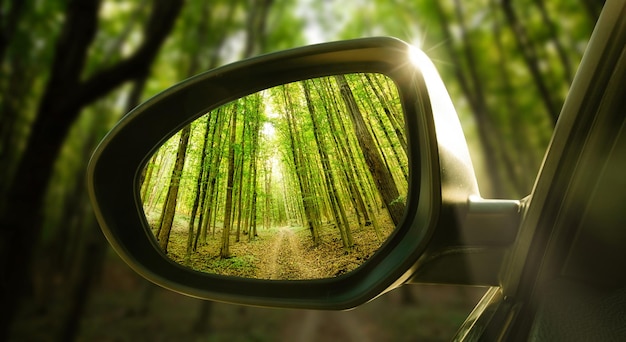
{"left": 454, "top": 1, "right": 626, "bottom": 339}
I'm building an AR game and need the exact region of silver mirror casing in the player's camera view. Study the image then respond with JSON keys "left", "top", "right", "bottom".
{"left": 88, "top": 37, "right": 475, "bottom": 309}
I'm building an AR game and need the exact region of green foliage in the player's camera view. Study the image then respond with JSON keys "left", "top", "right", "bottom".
{"left": 144, "top": 73, "right": 405, "bottom": 255}
{"left": 1, "top": 0, "right": 600, "bottom": 339}
{"left": 211, "top": 255, "right": 257, "bottom": 272}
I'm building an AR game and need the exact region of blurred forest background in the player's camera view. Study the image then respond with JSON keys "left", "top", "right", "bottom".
{"left": 0, "top": 0, "right": 602, "bottom": 340}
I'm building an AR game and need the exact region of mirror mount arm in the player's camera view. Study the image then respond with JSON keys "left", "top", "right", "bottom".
{"left": 406, "top": 196, "right": 522, "bottom": 286}
{"left": 461, "top": 196, "right": 521, "bottom": 246}
{"left": 404, "top": 49, "right": 523, "bottom": 287}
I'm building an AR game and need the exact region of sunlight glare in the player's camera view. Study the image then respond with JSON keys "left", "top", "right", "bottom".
{"left": 262, "top": 122, "right": 276, "bottom": 139}
{"left": 411, "top": 47, "right": 476, "bottom": 177}
{"left": 408, "top": 45, "right": 424, "bottom": 69}
{"left": 411, "top": 36, "right": 423, "bottom": 50}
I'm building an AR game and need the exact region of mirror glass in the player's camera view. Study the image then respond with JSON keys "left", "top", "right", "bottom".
{"left": 140, "top": 73, "right": 409, "bottom": 280}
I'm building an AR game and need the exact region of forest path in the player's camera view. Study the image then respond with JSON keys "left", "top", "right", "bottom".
{"left": 259, "top": 226, "right": 314, "bottom": 280}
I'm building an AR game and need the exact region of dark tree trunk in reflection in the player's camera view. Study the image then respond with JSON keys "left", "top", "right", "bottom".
{"left": 194, "top": 114, "right": 217, "bottom": 251}
{"left": 141, "top": 154, "right": 157, "bottom": 201}
{"left": 359, "top": 79, "right": 408, "bottom": 182}
{"left": 246, "top": 97, "right": 261, "bottom": 240}
{"left": 334, "top": 75, "right": 404, "bottom": 226}
{"left": 158, "top": 124, "right": 191, "bottom": 253}
{"left": 282, "top": 85, "right": 321, "bottom": 244}
{"left": 263, "top": 160, "right": 272, "bottom": 230}
{"left": 322, "top": 77, "right": 382, "bottom": 231}
{"left": 363, "top": 73, "right": 407, "bottom": 154}
{"left": 187, "top": 117, "right": 211, "bottom": 261}
{"left": 201, "top": 109, "right": 227, "bottom": 243}
{"left": 302, "top": 81, "right": 352, "bottom": 249}
{"left": 235, "top": 117, "right": 247, "bottom": 243}
{"left": 220, "top": 104, "right": 239, "bottom": 258}
{"left": 313, "top": 78, "right": 371, "bottom": 229}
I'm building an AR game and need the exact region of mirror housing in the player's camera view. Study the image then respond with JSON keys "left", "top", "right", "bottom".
{"left": 88, "top": 37, "right": 515, "bottom": 310}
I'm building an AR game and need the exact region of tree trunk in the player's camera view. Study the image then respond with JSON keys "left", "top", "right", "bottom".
{"left": 532, "top": 0, "right": 573, "bottom": 84}
{"left": 141, "top": 154, "right": 158, "bottom": 201}
{"left": 323, "top": 78, "right": 378, "bottom": 226}
{"left": 580, "top": 0, "right": 605, "bottom": 24}
{"left": 490, "top": 0, "right": 537, "bottom": 195}
{"left": 302, "top": 81, "right": 352, "bottom": 249}
{"left": 334, "top": 75, "right": 404, "bottom": 225}
{"left": 58, "top": 214, "right": 108, "bottom": 342}
{"left": 0, "top": 0, "right": 26, "bottom": 65}
{"left": 314, "top": 78, "right": 370, "bottom": 227}
{"left": 0, "top": 56, "right": 33, "bottom": 208}
{"left": 282, "top": 85, "right": 321, "bottom": 244}
{"left": 359, "top": 82, "right": 408, "bottom": 181}
{"left": 186, "top": 117, "right": 210, "bottom": 261}
{"left": 220, "top": 104, "right": 239, "bottom": 258}
{"left": 0, "top": 0, "right": 182, "bottom": 337}
{"left": 248, "top": 109, "right": 260, "bottom": 239}
{"left": 235, "top": 117, "right": 247, "bottom": 242}
{"left": 363, "top": 73, "right": 407, "bottom": 154}
{"left": 433, "top": 0, "right": 512, "bottom": 197}
{"left": 244, "top": 99, "right": 260, "bottom": 239}
{"left": 264, "top": 160, "right": 272, "bottom": 230}
{"left": 502, "top": 0, "right": 560, "bottom": 123}
{"left": 243, "top": 0, "right": 274, "bottom": 57}
{"left": 200, "top": 108, "right": 228, "bottom": 244}
{"left": 158, "top": 124, "right": 191, "bottom": 253}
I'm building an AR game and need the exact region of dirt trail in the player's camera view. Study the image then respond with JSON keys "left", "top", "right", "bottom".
{"left": 260, "top": 226, "right": 315, "bottom": 280}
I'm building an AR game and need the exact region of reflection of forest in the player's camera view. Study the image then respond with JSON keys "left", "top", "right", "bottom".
{"left": 146, "top": 210, "right": 396, "bottom": 280}
{"left": 141, "top": 73, "right": 408, "bottom": 273}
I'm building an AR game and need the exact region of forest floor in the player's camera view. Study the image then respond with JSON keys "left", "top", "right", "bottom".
{"left": 158, "top": 214, "right": 394, "bottom": 280}
{"left": 11, "top": 248, "right": 488, "bottom": 341}
{"left": 259, "top": 226, "right": 314, "bottom": 279}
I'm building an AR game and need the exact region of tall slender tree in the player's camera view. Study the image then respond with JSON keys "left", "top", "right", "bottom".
{"left": 302, "top": 81, "right": 352, "bottom": 249}
{"left": 157, "top": 125, "right": 192, "bottom": 253}
{"left": 220, "top": 103, "right": 239, "bottom": 258}
{"left": 282, "top": 85, "right": 321, "bottom": 244}
{"left": 334, "top": 75, "right": 404, "bottom": 225}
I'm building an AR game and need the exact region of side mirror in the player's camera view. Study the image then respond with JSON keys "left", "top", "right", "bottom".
{"left": 88, "top": 37, "right": 520, "bottom": 310}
